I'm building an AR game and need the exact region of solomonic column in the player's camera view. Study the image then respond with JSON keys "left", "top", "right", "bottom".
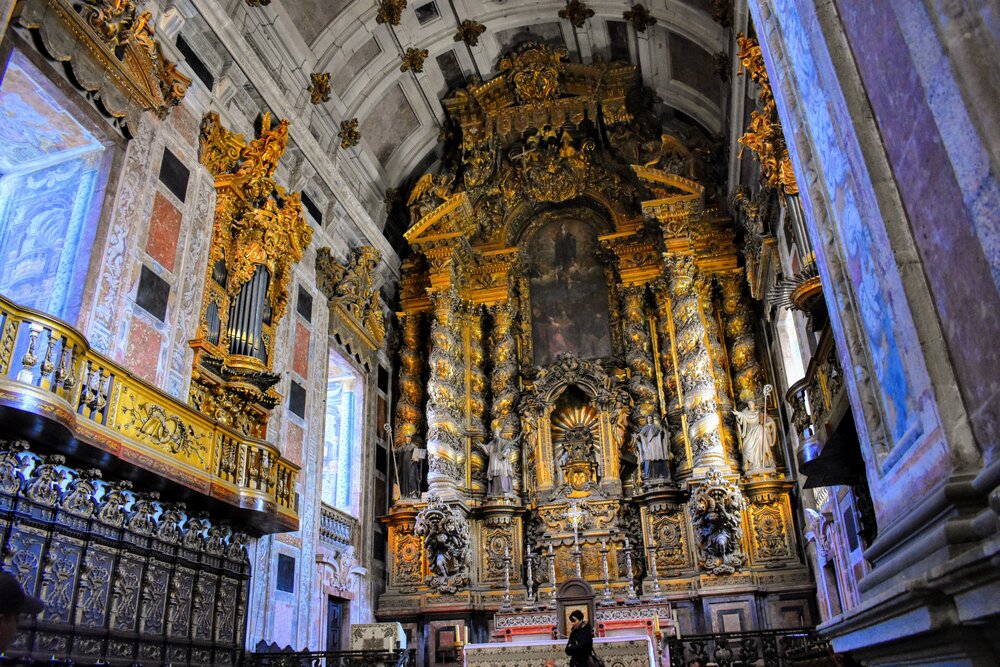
{"left": 487, "top": 301, "right": 521, "bottom": 497}
{"left": 463, "top": 303, "right": 488, "bottom": 495}
{"left": 718, "top": 272, "right": 764, "bottom": 403}
{"left": 426, "top": 291, "right": 464, "bottom": 499}
{"left": 394, "top": 311, "right": 424, "bottom": 438}
{"left": 620, "top": 285, "right": 659, "bottom": 425}
{"left": 664, "top": 256, "right": 729, "bottom": 474}
{"left": 651, "top": 278, "right": 685, "bottom": 470}
{"left": 392, "top": 311, "right": 425, "bottom": 501}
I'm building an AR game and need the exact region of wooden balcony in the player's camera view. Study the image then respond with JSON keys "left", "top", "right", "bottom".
{"left": 0, "top": 295, "right": 298, "bottom": 533}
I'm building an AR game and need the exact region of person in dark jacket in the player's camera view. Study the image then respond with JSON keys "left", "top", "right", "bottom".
{"left": 564, "top": 609, "right": 594, "bottom": 667}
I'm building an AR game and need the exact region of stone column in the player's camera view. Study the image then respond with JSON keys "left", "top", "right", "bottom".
{"left": 718, "top": 273, "right": 763, "bottom": 404}
{"left": 488, "top": 302, "right": 521, "bottom": 496}
{"left": 620, "top": 284, "right": 659, "bottom": 425}
{"left": 426, "top": 291, "right": 464, "bottom": 499}
{"left": 664, "top": 256, "right": 728, "bottom": 474}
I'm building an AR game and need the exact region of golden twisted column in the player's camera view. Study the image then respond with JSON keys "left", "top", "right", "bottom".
{"left": 426, "top": 291, "right": 464, "bottom": 498}
{"left": 651, "top": 278, "right": 685, "bottom": 465}
{"left": 664, "top": 256, "right": 728, "bottom": 474}
{"left": 488, "top": 302, "right": 521, "bottom": 496}
{"left": 620, "top": 284, "right": 658, "bottom": 424}
{"left": 393, "top": 309, "right": 424, "bottom": 442}
{"left": 465, "top": 304, "right": 488, "bottom": 494}
{"left": 695, "top": 276, "right": 739, "bottom": 467}
{"left": 718, "top": 273, "right": 763, "bottom": 403}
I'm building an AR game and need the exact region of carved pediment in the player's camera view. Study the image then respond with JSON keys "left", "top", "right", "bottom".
{"left": 15, "top": 0, "right": 190, "bottom": 135}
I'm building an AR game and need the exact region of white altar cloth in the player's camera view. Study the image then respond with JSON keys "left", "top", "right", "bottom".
{"left": 463, "top": 636, "right": 655, "bottom": 667}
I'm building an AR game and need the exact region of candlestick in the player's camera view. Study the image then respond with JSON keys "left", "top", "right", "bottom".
{"left": 547, "top": 543, "right": 558, "bottom": 609}
{"left": 623, "top": 537, "right": 639, "bottom": 604}
{"left": 525, "top": 544, "right": 536, "bottom": 608}
{"left": 572, "top": 533, "right": 583, "bottom": 579}
{"left": 598, "top": 537, "right": 613, "bottom": 606}
{"left": 501, "top": 546, "right": 513, "bottom": 611}
{"left": 672, "top": 609, "right": 680, "bottom": 639}
{"left": 654, "top": 612, "right": 660, "bottom": 633}
{"left": 646, "top": 539, "right": 663, "bottom": 601}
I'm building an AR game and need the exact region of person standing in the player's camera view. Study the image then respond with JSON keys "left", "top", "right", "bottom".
{"left": 0, "top": 570, "right": 43, "bottom": 652}
{"left": 564, "top": 609, "right": 594, "bottom": 667}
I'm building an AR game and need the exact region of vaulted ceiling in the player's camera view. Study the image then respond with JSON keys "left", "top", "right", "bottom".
{"left": 245, "top": 0, "right": 737, "bottom": 190}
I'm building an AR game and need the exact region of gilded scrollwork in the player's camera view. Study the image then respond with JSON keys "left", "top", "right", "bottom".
{"left": 317, "top": 246, "right": 387, "bottom": 347}
{"left": 690, "top": 469, "right": 746, "bottom": 575}
{"left": 414, "top": 497, "right": 471, "bottom": 593}
{"left": 192, "top": 112, "right": 312, "bottom": 437}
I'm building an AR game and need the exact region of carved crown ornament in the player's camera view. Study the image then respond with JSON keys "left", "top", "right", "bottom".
{"left": 376, "top": 0, "right": 406, "bottom": 26}
{"left": 13, "top": 0, "right": 190, "bottom": 136}
{"left": 190, "top": 112, "right": 313, "bottom": 438}
{"left": 309, "top": 72, "right": 332, "bottom": 104}
{"left": 454, "top": 19, "right": 486, "bottom": 47}
{"left": 316, "top": 245, "right": 387, "bottom": 350}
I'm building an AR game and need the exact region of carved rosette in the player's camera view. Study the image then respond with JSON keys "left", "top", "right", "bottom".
{"left": 645, "top": 498, "right": 691, "bottom": 573}
{"left": 489, "top": 302, "right": 521, "bottom": 495}
{"left": 689, "top": 469, "right": 746, "bottom": 575}
{"left": 387, "top": 509, "right": 423, "bottom": 591}
{"left": 426, "top": 293, "right": 465, "bottom": 496}
{"left": 718, "top": 273, "right": 763, "bottom": 402}
{"left": 665, "top": 256, "right": 727, "bottom": 473}
{"left": 620, "top": 285, "right": 658, "bottom": 425}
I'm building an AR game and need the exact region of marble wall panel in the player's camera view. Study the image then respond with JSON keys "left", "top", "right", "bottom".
{"left": 832, "top": 0, "right": 1000, "bottom": 453}
{"left": 124, "top": 315, "right": 163, "bottom": 384}
{"left": 750, "top": 0, "right": 945, "bottom": 523}
{"left": 146, "top": 191, "right": 183, "bottom": 271}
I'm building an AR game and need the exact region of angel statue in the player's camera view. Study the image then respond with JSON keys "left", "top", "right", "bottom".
{"left": 732, "top": 384, "right": 778, "bottom": 474}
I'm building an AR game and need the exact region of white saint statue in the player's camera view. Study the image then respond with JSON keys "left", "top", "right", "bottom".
{"left": 486, "top": 434, "right": 518, "bottom": 496}
{"left": 733, "top": 385, "right": 778, "bottom": 474}
{"left": 632, "top": 416, "right": 671, "bottom": 480}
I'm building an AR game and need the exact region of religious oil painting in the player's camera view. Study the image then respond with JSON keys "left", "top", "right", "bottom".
{"left": 528, "top": 216, "right": 611, "bottom": 366}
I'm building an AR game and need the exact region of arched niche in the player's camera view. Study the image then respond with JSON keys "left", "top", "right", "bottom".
{"left": 521, "top": 356, "right": 630, "bottom": 499}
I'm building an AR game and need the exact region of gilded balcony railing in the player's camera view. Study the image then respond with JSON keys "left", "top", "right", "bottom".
{"left": 0, "top": 295, "right": 298, "bottom": 532}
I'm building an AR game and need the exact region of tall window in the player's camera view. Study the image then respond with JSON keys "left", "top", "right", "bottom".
{"left": 0, "top": 51, "right": 111, "bottom": 322}
{"left": 323, "top": 348, "right": 364, "bottom": 516}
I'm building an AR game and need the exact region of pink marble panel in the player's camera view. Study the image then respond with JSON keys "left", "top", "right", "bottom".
{"left": 293, "top": 321, "right": 310, "bottom": 378}
{"left": 146, "top": 192, "right": 183, "bottom": 272}
{"left": 124, "top": 316, "right": 162, "bottom": 384}
{"left": 285, "top": 421, "right": 304, "bottom": 467}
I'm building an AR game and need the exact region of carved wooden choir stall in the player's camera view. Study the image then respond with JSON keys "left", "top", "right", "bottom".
{"left": 377, "top": 43, "right": 813, "bottom": 662}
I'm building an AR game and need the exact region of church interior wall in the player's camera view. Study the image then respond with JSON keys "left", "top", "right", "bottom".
{"left": 0, "top": 0, "right": 998, "bottom": 663}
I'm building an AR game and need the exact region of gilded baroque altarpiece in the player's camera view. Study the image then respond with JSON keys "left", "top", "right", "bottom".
{"left": 379, "top": 44, "right": 811, "bottom": 634}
